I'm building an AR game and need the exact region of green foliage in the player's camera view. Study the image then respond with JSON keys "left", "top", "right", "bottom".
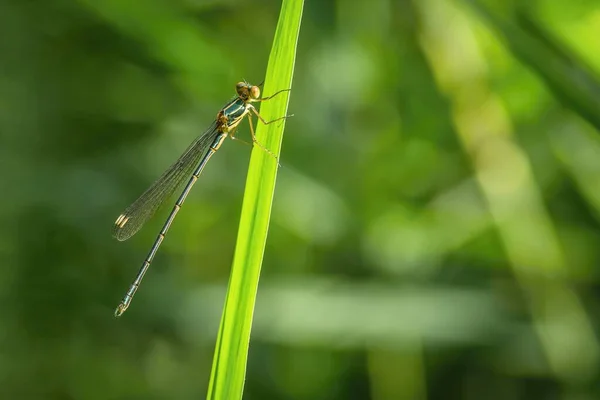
{"left": 2, "top": 0, "right": 600, "bottom": 399}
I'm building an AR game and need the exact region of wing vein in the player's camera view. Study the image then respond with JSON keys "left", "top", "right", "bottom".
{"left": 113, "top": 121, "right": 220, "bottom": 241}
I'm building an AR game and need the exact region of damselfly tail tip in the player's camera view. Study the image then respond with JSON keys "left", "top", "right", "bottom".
{"left": 114, "top": 302, "right": 128, "bottom": 318}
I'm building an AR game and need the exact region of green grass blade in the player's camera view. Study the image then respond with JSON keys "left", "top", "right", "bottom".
{"left": 206, "top": 0, "right": 304, "bottom": 399}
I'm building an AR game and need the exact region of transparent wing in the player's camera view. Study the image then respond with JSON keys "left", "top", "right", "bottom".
{"left": 113, "top": 121, "right": 219, "bottom": 241}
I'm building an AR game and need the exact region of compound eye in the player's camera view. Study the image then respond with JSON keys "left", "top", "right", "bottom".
{"left": 235, "top": 82, "right": 246, "bottom": 95}
{"left": 250, "top": 86, "right": 261, "bottom": 99}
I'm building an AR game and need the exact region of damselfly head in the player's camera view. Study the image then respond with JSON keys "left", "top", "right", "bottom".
{"left": 236, "top": 81, "right": 261, "bottom": 101}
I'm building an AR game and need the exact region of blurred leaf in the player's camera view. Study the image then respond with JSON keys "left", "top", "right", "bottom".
{"left": 76, "top": 0, "right": 232, "bottom": 98}
{"left": 464, "top": 0, "right": 600, "bottom": 131}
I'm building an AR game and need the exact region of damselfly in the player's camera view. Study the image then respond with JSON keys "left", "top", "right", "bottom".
{"left": 113, "top": 81, "right": 290, "bottom": 317}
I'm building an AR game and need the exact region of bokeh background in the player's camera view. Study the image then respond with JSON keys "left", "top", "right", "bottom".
{"left": 2, "top": 0, "right": 600, "bottom": 398}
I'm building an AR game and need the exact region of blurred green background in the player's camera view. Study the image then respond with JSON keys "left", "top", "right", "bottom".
{"left": 2, "top": 0, "right": 600, "bottom": 399}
